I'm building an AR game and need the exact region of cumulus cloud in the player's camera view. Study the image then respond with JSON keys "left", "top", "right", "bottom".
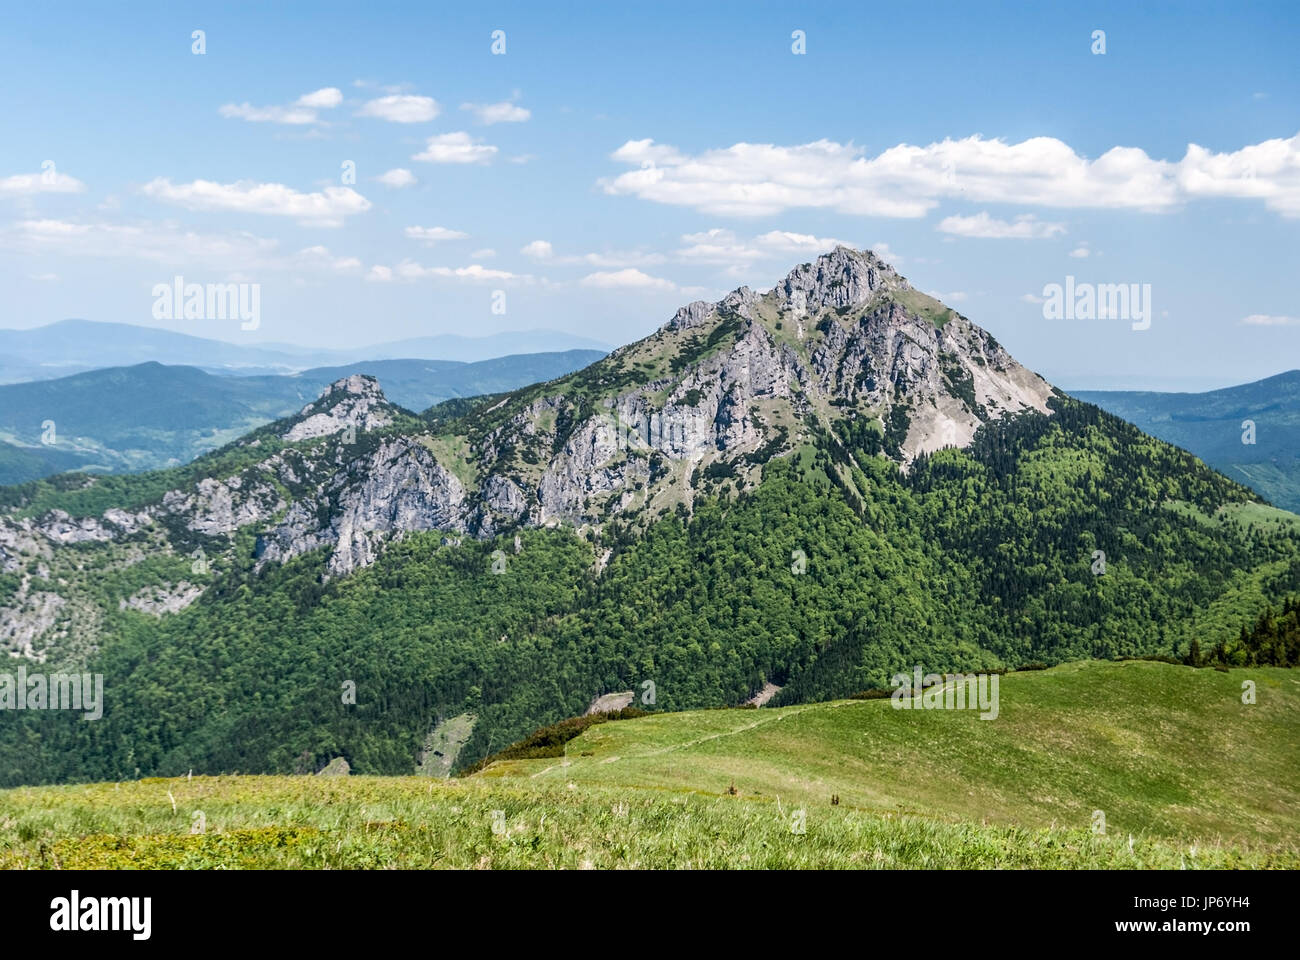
{"left": 374, "top": 168, "right": 417, "bottom": 187}
{"left": 1069, "top": 244, "right": 1091, "bottom": 258}
{"left": 140, "top": 178, "right": 371, "bottom": 226}
{"left": 937, "top": 212, "right": 1066, "bottom": 239}
{"left": 219, "top": 87, "right": 343, "bottom": 124}
{"left": 579, "top": 268, "right": 676, "bottom": 291}
{"left": 405, "top": 225, "right": 469, "bottom": 243}
{"left": 357, "top": 94, "right": 440, "bottom": 123}
{"left": 296, "top": 88, "right": 343, "bottom": 108}
{"left": 676, "top": 228, "right": 850, "bottom": 265}
{"left": 0, "top": 169, "right": 88, "bottom": 196}
{"left": 412, "top": 132, "right": 498, "bottom": 164}
{"left": 461, "top": 100, "right": 531, "bottom": 124}
{"left": 520, "top": 240, "right": 554, "bottom": 260}
{"left": 602, "top": 132, "right": 1300, "bottom": 219}
{"left": 1178, "top": 135, "right": 1300, "bottom": 216}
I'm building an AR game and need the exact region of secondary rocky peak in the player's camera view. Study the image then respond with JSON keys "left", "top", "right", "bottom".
{"left": 774, "top": 245, "right": 901, "bottom": 314}
{"left": 283, "top": 374, "right": 394, "bottom": 442}
{"left": 317, "top": 374, "right": 385, "bottom": 404}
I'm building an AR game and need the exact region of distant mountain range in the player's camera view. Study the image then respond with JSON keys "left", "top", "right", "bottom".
{"left": 1074, "top": 370, "right": 1300, "bottom": 513}
{"left": 0, "top": 319, "right": 612, "bottom": 383}
{"left": 0, "top": 351, "right": 605, "bottom": 484}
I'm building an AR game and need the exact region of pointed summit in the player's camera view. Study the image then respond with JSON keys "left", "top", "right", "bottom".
{"left": 773, "top": 245, "right": 904, "bottom": 314}
{"left": 283, "top": 374, "right": 394, "bottom": 441}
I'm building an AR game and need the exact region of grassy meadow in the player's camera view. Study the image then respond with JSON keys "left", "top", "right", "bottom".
{"left": 1, "top": 661, "right": 1296, "bottom": 869}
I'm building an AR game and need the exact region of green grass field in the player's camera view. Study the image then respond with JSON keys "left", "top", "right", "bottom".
{"left": 2, "top": 661, "right": 1296, "bottom": 869}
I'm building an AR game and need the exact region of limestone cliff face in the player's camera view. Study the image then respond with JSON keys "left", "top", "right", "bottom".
{"left": 255, "top": 436, "right": 470, "bottom": 577}
{"left": 0, "top": 249, "right": 1056, "bottom": 657}
{"left": 478, "top": 246, "right": 1051, "bottom": 526}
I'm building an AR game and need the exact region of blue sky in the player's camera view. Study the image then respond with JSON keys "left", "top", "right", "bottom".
{"left": 1, "top": 0, "right": 1297, "bottom": 389}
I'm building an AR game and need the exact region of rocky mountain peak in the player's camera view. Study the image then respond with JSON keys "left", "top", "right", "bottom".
{"left": 773, "top": 245, "right": 903, "bottom": 314}
{"left": 283, "top": 374, "right": 394, "bottom": 442}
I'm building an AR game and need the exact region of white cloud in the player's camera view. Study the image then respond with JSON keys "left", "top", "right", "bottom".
{"left": 219, "top": 87, "right": 343, "bottom": 125}
{"left": 374, "top": 168, "right": 417, "bottom": 188}
{"left": 470, "top": 248, "right": 496, "bottom": 258}
{"left": 357, "top": 94, "right": 440, "bottom": 123}
{"left": 579, "top": 250, "right": 666, "bottom": 268}
{"left": 753, "top": 230, "right": 853, "bottom": 253}
{"left": 462, "top": 100, "right": 531, "bottom": 124}
{"left": 602, "top": 132, "right": 1300, "bottom": 219}
{"left": 1020, "top": 293, "right": 1045, "bottom": 304}
{"left": 295, "top": 88, "right": 343, "bottom": 109}
{"left": 412, "top": 132, "right": 498, "bottom": 164}
{"left": 521, "top": 240, "right": 663, "bottom": 268}
{"left": 293, "top": 245, "right": 362, "bottom": 272}
{"left": 508, "top": 154, "right": 536, "bottom": 165}
{"left": 676, "top": 228, "right": 850, "bottom": 266}
{"left": 405, "top": 225, "right": 469, "bottom": 244}
{"left": 0, "top": 170, "right": 87, "bottom": 196}
{"left": 1177, "top": 135, "right": 1300, "bottom": 217}
{"left": 579, "top": 268, "right": 676, "bottom": 291}
{"left": 140, "top": 178, "right": 371, "bottom": 226}
{"left": 1068, "top": 244, "right": 1091, "bottom": 258}
{"left": 678, "top": 229, "right": 767, "bottom": 265}
{"left": 937, "top": 212, "right": 1067, "bottom": 239}
{"left": 368, "top": 260, "right": 534, "bottom": 283}
{"left": 1239, "top": 314, "right": 1300, "bottom": 326}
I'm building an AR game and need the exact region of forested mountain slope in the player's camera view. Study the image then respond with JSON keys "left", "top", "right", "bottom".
{"left": 1, "top": 248, "right": 1296, "bottom": 786}
{"left": 1075, "top": 370, "right": 1300, "bottom": 513}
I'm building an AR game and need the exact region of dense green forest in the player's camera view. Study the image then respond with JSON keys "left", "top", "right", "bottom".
{"left": 1197, "top": 595, "right": 1300, "bottom": 667}
{"left": 1, "top": 398, "right": 1297, "bottom": 787}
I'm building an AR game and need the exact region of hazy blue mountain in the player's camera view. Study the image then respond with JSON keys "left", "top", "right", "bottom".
{"left": 1073, "top": 370, "right": 1300, "bottom": 513}
{"left": 0, "top": 319, "right": 612, "bottom": 383}
{"left": 0, "top": 350, "right": 605, "bottom": 483}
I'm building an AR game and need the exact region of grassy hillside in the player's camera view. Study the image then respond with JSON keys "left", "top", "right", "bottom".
{"left": 1, "top": 662, "right": 1294, "bottom": 869}
{"left": 486, "top": 660, "right": 1300, "bottom": 847}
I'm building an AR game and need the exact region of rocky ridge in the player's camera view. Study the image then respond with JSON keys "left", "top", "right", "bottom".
{"left": 0, "top": 247, "right": 1054, "bottom": 659}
